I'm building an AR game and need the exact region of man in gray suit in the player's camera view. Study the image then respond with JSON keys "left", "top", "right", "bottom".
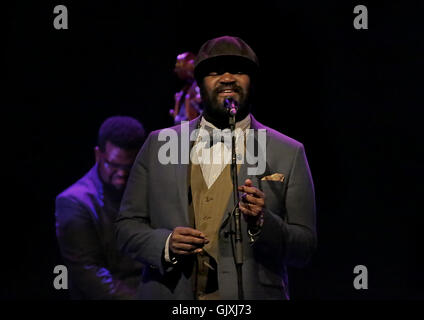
{"left": 116, "top": 36, "right": 317, "bottom": 299}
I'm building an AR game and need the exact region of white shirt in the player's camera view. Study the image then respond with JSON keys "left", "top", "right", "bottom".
{"left": 192, "top": 115, "right": 251, "bottom": 188}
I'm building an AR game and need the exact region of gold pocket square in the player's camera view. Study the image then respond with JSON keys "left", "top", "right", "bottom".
{"left": 261, "top": 173, "right": 285, "bottom": 182}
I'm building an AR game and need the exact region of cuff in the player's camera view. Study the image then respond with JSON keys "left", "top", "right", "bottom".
{"left": 164, "top": 233, "right": 178, "bottom": 264}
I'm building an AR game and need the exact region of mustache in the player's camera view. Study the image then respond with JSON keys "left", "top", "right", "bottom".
{"left": 215, "top": 85, "right": 242, "bottom": 94}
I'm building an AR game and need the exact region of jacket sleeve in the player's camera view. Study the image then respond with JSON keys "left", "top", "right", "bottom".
{"left": 115, "top": 133, "right": 172, "bottom": 275}
{"left": 55, "top": 196, "right": 136, "bottom": 299}
{"left": 254, "top": 143, "right": 317, "bottom": 268}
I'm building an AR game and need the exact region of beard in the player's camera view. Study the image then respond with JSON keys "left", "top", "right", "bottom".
{"left": 98, "top": 166, "right": 125, "bottom": 202}
{"left": 201, "top": 83, "right": 252, "bottom": 129}
{"left": 103, "top": 180, "right": 125, "bottom": 202}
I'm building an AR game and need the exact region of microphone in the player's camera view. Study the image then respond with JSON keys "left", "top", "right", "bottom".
{"left": 224, "top": 98, "right": 238, "bottom": 116}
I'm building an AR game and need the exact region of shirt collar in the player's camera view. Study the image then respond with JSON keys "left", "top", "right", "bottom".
{"left": 200, "top": 114, "right": 251, "bottom": 131}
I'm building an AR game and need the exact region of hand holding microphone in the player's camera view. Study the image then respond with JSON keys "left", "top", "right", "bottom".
{"left": 238, "top": 179, "right": 265, "bottom": 228}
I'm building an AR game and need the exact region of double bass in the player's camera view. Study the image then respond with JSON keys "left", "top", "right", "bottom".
{"left": 170, "top": 52, "right": 202, "bottom": 123}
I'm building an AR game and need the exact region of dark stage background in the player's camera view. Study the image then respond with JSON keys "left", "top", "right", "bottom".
{"left": 3, "top": 1, "right": 423, "bottom": 299}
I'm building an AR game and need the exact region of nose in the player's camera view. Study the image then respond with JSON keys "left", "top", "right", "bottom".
{"left": 219, "top": 72, "right": 236, "bottom": 85}
{"left": 116, "top": 168, "right": 129, "bottom": 178}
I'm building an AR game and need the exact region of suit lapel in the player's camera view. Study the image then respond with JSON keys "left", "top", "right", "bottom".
{"left": 174, "top": 117, "right": 201, "bottom": 226}
{"left": 220, "top": 115, "right": 269, "bottom": 228}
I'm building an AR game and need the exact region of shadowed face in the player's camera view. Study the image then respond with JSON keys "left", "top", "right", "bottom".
{"left": 174, "top": 56, "right": 195, "bottom": 81}
{"left": 95, "top": 141, "right": 138, "bottom": 192}
{"left": 202, "top": 70, "right": 251, "bottom": 124}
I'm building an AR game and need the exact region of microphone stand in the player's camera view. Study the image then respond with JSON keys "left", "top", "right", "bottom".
{"left": 227, "top": 99, "right": 244, "bottom": 300}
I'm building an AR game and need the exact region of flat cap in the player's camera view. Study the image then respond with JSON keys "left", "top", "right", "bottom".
{"left": 194, "top": 36, "right": 259, "bottom": 83}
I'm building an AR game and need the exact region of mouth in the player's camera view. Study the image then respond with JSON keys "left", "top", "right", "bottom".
{"left": 114, "top": 177, "right": 127, "bottom": 185}
{"left": 217, "top": 88, "right": 238, "bottom": 97}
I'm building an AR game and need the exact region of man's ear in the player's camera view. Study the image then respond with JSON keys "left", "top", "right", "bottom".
{"left": 94, "top": 146, "right": 101, "bottom": 163}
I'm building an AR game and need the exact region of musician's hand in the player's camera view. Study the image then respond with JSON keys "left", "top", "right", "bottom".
{"left": 169, "top": 227, "right": 209, "bottom": 256}
{"left": 238, "top": 179, "right": 265, "bottom": 227}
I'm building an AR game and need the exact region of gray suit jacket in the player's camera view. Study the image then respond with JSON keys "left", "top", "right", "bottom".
{"left": 116, "top": 115, "right": 316, "bottom": 299}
